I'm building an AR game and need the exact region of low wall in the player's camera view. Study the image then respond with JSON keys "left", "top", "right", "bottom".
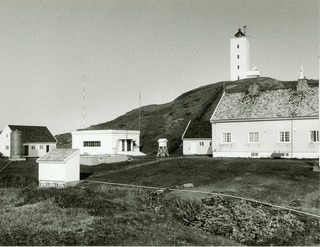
{"left": 80, "top": 154, "right": 128, "bottom": 166}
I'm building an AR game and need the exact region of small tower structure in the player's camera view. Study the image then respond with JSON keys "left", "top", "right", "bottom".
{"left": 230, "top": 27, "right": 260, "bottom": 81}
{"left": 157, "top": 138, "right": 169, "bottom": 157}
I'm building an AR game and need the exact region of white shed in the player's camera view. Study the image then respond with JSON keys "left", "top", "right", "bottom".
{"left": 37, "top": 149, "right": 80, "bottom": 188}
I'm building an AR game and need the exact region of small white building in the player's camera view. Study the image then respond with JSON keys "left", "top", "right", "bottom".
{"left": 182, "top": 121, "right": 212, "bottom": 155}
{"left": 71, "top": 129, "right": 144, "bottom": 156}
{"left": 37, "top": 149, "right": 80, "bottom": 187}
{"left": 230, "top": 27, "right": 260, "bottom": 81}
{"left": 0, "top": 125, "right": 57, "bottom": 158}
{"left": 210, "top": 79, "right": 319, "bottom": 159}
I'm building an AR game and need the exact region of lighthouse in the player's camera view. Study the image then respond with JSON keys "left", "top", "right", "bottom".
{"left": 230, "top": 27, "right": 260, "bottom": 81}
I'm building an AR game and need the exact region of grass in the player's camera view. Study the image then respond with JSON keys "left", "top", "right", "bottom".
{"left": 0, "top": 156, "right": 319, "bottom": 245}
{"left": 88, "top": 156, "right": 320, "bottom": 215}
{"left": 0, "top": 186, "right": 239, "bottom": 246}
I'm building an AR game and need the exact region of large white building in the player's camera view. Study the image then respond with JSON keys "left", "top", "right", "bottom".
{"left": 0, "top": 125, "right": 57, "bottom": 158}
{"left": 230, "top": 27, "right": 260, "bottom": 81}
{"left": 210, "top": 79, "right": 319, "bottom": 158}
{"left": 71, "top": 129, "right": 144, "bottom": 156}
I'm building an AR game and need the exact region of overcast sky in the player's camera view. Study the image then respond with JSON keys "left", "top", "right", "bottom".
{"left": 0, "top": 0, "right": 318, "bottom": 135}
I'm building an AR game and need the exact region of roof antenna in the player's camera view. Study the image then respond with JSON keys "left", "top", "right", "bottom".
{"left": 82, "top": 75, "right": 86, "bottom": 129}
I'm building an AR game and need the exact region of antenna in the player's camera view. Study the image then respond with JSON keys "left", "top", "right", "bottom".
{"left": 242, "top": 25, "right": 247, "bottom": 36}
{"left": 82, "top": 75, "right": 86, "bottom": 129}
{"left": 138, "top": 91, "right": 141, "bottom": 132}
{"left": 138, "top": 91, "right": 141, "bottom": 150}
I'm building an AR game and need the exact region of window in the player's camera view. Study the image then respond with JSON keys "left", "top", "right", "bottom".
{"left": 199, "top": 142, "right": 204, "bottom": 146}
{"left": 83, "top": 141, "right": 101, "bottom": 147}
{"left": 237, "top": 65, "right": 240, "bottom": 69}
{"left": 5, "top": 145, "right": 9, "bottom": 150}
{"left": 237, "top": 76, "right": 240, "bottom": 80}
{"left": 249, "top": 132, "right": 260, "bottom": 143}
{"left": 237, "top": 55, "right": 240, "bottom": 59}
{"left": 6, "top": 134, "right": 8, "bottom": 138}
{"left": 310, "top": 130, "right": 319, "bottom": 143}
{"left": 209, "top": 142, "right": 212, "bottom": 146}
{"left": 237, "top": 44, "right": 239, "bottom": 48}
{"left": 222, "top": 133, "right": 232, "bottom": 143}
{"left": 31, "top": 145, "right": 35, "bottom": 149}
{"left": 279, "top": 131, "right": 290, "bottom": 143}
{"left": 40, "top": 145, "right": 43, "bottom": 149}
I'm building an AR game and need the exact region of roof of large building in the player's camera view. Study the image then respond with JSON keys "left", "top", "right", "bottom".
{"left": 37, "top": 148, "right": 79, "bottom": 162}
{"left": 211, "top": 87, "right": 318, "bottom": 121}
{"left": 8, "top": 125, "right": 57, "bottom": 143}
{"left": 182, "top": 121, "right": 211, "bottom": 139}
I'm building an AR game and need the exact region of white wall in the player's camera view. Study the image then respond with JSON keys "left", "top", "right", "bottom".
{"left": 183, "top": 139, "right": 212, "bottom": 155}
{"left": 65, "top": 153, "right": 80, "bottom": 182}
{"left": 0, "top": 125, "right": 12, "bottom": 157}
{"left": 39, "top": 163, "right": 66, "bottom": 182}
{"left": 230, "top": 37, "right": 249, "bottom": 81}
{"left": 212, "top": 118, "right": 319, "bottom": 158}
{"left": 24, "top": 143, "right": 56, "bottom": 158}
{"left": 72, "top": 130, "right": 140, "bottom": 155}
{"left": 72, "top": 131, "right": 113, "bottom": 155}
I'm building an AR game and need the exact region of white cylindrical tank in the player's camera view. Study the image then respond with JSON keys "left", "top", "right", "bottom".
{"left": 10, "top": 130, "right": 23, "bottom": 159}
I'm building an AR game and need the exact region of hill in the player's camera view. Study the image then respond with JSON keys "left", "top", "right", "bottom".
{"left": 55, "top": 77, "right": 318, "bottom": 154}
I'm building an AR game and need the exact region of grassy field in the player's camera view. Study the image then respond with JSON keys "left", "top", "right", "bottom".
{"left": 86, "top": 156, "right": 320, "bottom": 215}
{"left": 0, "top": 156, "right": 319, "bottom": 245}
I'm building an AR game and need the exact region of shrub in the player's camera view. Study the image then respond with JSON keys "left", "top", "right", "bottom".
{"left": 187, "top": 196, "right": 319, "bottom": 246}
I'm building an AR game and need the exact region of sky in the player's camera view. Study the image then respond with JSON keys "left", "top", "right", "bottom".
{"left": 0, "top": 0, "right": 318, "bottom": 135}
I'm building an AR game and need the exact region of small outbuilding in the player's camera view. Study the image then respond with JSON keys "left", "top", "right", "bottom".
{"left": 37, "top": 149, "right": 80, "bottom": 188}
{"left": 182, "top": 121, "right": 212, "bottom": 155}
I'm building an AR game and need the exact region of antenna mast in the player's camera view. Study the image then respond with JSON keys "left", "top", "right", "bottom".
{"left": 82, "top": 76, "right": 86, "bottom": 129}
{"left": 138, "top": 91, "right": 141, "bottom": 132}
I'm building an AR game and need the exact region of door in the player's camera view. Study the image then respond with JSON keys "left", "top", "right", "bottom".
{"left": 46, "top": 145, "right": 50, "bottom": 152}
{"left": 126, "top": 140, "right": 132, "bottom": 151}
{"left": 190, "top": 142, "right": 197, "bottom": 154}
{"left": 24, "top": 145, "right": 29, "bottom": 156}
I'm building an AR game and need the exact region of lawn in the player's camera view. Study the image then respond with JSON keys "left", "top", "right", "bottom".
{"left": 0, "top": 156, "right": 319, "bottom": 245}
{"left": 88, "top": 156, "right": 320, "bottom": 216}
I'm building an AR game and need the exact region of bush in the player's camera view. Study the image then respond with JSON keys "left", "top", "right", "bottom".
{"left": 187, "top": 196, "right": 320, "bottom": 246}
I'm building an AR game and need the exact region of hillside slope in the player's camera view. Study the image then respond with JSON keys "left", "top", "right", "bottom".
{"left": 56, "top": 77, "right": 318, "bottom": 155}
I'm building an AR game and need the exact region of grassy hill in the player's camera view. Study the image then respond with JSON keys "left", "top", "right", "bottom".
{"left": 55, "top": 77, "right": 318, "bottom": 154}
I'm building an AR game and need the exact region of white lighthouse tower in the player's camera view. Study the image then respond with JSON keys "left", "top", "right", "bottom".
{"left": 230, "top": 27, "right": 260, "bottom": 81}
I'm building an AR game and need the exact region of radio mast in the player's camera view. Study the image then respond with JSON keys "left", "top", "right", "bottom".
{"left": 82, "top": 76, "right": 86, "bottom": 129}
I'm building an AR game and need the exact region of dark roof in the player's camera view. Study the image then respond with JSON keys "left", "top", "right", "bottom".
{"left": 182, "top": 121, "right": 211, "bottom": 139}
{"left": 37, "top": 149, "right": 78, "bottom": 162}
{"left": 211, "top": 87, "right": 318, "bottom": 121}
{"left": 8, "top": 125, "right": 57, "bottom": 143}
{"left": 234, "top": 28, "right": 245, "bottom": 37}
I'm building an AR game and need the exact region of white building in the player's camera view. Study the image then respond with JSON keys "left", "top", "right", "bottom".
{"left": 210, "top": 79, "right": 319, "bottom": 158}
{"left": 230, "top": 27, "right": 260, "bottom": 81}
{"left": 0, "top": 125, "right": 57, "bottom": 158}
{"left": 71, "top": 129, "right": 144, "bottom": 156}
{"left": 182, "top": 121, "right": 212, "bottom": 155}
{"left": 37, "top": 149, "right": 80, "bottom": 187}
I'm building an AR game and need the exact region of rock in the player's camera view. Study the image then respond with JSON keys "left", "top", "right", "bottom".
{"left": 183, "top": 183, "right": 194, "bottom": 188}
